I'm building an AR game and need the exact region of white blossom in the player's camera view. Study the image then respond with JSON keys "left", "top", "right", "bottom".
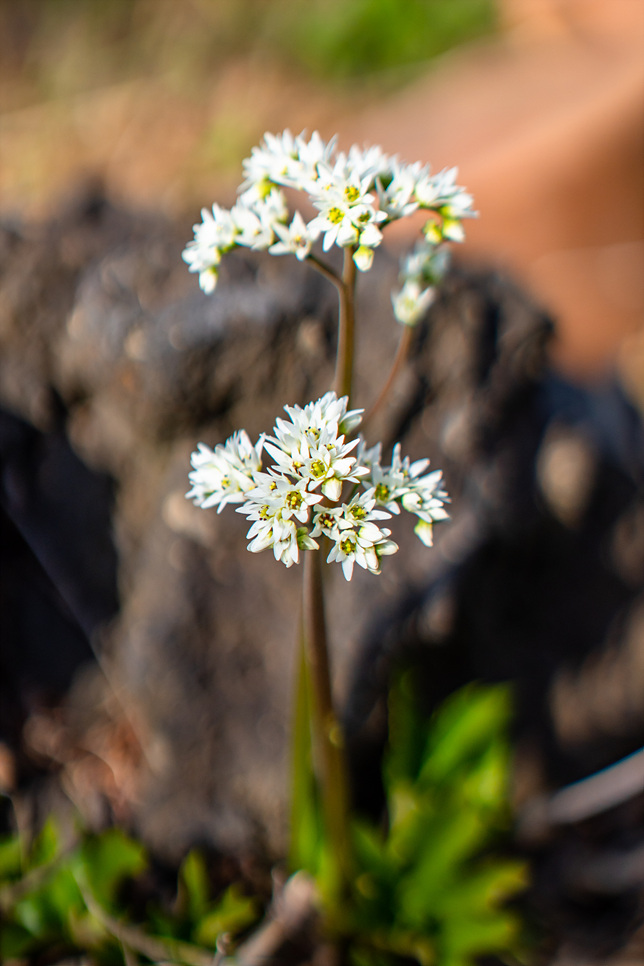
{"left": 186, "top": 394, "right": 447, "bottom": 572}
{"left": 269, "top": 211, "right": 319, "bottom": 261}
{"left": 327, "top": 521, "right": 398, "bottom": 581}
{"left": 186, "top": 431, "right": 264, "bottom": 512}
{"left": 182, "top": 204, "right": 237, "bottom": 293}
{"left": 392, "top": 279, "right": 436, "bottom": 327}
{"left": 361, "top": 442, "right": 449, "bottom": 547}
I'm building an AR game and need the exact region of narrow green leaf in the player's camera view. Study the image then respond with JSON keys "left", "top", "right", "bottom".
{"left": 396, "top": 810, "right": 487, "bottom": 928}
{"left": 442, "top": 909, "right": 521, "bottom": 960}
{"left": 29, "top": 816, "right": 60, "bottom": 869}
{"left": 419, "top": 685, "right": 511, "bottom": 786}
{"left": 194, "top": 884, "right": 257, "bottom": 947}
{"left": 179, "top": 849, "right": 210, "bottom": 923}
{"left": 0, "top": 833, "right": 23, "bottom": 880}
{"left": 433, "top": 859, "right": 528, "bottom": 918}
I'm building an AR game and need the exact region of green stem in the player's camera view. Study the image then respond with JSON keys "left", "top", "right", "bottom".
{"left": 361, "top": 323, "right": 414, "bottom": 434}
{"left": 334, "top": 248, "right": 357, "bottom": 401}
{"left": 302, "top": 549, "right": 353, "bottom": 902}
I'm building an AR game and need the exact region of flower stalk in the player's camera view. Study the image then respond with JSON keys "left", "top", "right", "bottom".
{"left": 362, "top": 323, "right": 415, "bottom": 434}
{"left": 302, "top": 548, "right": 353, "bottom": 902}
{"left": 334, "top": 248, "right": 357, "bottom": 402}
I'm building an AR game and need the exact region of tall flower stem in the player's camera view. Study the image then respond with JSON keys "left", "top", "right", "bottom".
{"left": 361, "top": 323, "right": 414, "bottom": 434}
{"left": 302, "top": 548, "right": 353, "bottom": 902}
{"left": 334, "top": 248, "right": 357, "bottom": 401}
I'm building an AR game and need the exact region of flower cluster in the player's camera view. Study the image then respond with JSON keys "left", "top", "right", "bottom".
{"left": 187, "top": 392, "right": 449, "bottom": 580}
{"left": 183, "top": 129, "right": 475, "bottom": 318}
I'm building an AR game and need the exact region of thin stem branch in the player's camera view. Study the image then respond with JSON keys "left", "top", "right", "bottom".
{"left": 302, "top": 550, "right": 353, "bottom": 901}
{"left": 361, "top": 324, "right": 414, "bottom": 435}
{"left": 307, "top": 253, "right": 343, "bottom": 293}
{"left": 334, "top": 248, "right": 357, "bottom": 401}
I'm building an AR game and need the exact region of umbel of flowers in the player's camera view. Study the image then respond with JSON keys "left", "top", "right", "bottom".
{"left": 187, "top": 391, "right": 449, "bottom": 580}
{"left": 182, "top": 128, "right": 475, "bottom": 326}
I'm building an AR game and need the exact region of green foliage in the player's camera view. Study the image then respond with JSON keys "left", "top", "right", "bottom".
{"left": 291, "top": 676, "right": 527, "bottom": 965}
{"left": 274, "top": 0, "right": 497, "bottom": 84}
{"left": 1, "top": 681, "right": 524, "bottom": 965}
{"left": 0, "top": 819, "right": 258, "bottom": 964}
{"left": 3, "top": 0, "right": 498, "bottom": 107}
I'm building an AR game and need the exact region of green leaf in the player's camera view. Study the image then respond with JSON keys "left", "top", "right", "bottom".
{"left": 179, "top": 849, "right": 210, "bottom": 923}
{"left": 13, "top": 864, "right": 83, "bottom": 940}
{"left": 0, "top": 833, "right": 23, "bottom": 880}
{"left": 433, "top": 860, "right": 528, "bottom": 919}
{"left": 395, "top": 810, "right": 487, "bottom": 929}
{"left": 442, "top": 909, "right": 521, "bottom": 961}
{"left": 29, "top": 815, "right": 60, "bottom": 869}
{"left": 459, "top": 738, "right": 510, "bottom": 812}
{"left": 385, "top": 780, "right": 432, "bottom": 866}
{"left": 79, "top": 827, "right": 147, "bottom": 912}
{"left": 419, "top": 685, "right": 511, "bottom": 787}
{"left": 194, "top": 884, "right": 257, "bottom": 947}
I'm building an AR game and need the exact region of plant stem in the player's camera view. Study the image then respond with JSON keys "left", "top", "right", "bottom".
{"left": 307, "top": 253, "right": 343, "bottom": 294}
{"left": 334, "top": 248, "right": 357, "bottom": 400}
{"left": 302, "top": 549, "right": 353, "bottom": 901}
{"left": 361, "top": 323, "right": 414, "bottom": 434}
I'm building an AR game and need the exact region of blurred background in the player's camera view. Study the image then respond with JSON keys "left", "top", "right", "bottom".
{"left": 1, "top": 0, "right": 642, "bottom": 382}
{"left": 1, "top": 4, "right": 644, "bottom": 961}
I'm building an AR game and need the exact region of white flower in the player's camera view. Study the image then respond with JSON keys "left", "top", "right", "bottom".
{"left": 377, "top": 160, "right": 426, "bottom": 221}
{"left": 241, "top": 474, "right": 323, "bottom": 524}
{"left": 238, "top": 478, "right": 321, "bottom": 568}
{"left": 362, "top": 442, "right": 449, "bottom": 546}
{"left": 344, "top": 143, "right": 393, "bottom": 183}
{"left": 263, "top": 432, "right": 365, "bottom": 501}
{"left": 269, "top": 211, "right": 319, "bottom": 261}
{"left": 240, "top": 129, "right": 335, "bottom": 194}
{"left": 245, "top": 508, "right": 301, "bottom": 567}
{"left": 186, "top": 395, "right": 447, "bottom": 572}
{"left": 182, "top": 204, "right": 237, "bottom": 293}
{"left": 327, "top": 521, "right": 398, "bottom": 581}
{"left": 311, "top": 490, "right": 391, "bottom": 540}
{"left": 307, "top": 165, "right": 387, "bottom": 255}
{"left": 231, "top": 188, "right": 288, "bottom": 251}
{"left": 272, "top": 392, "right": 363, "bottom": 454}
{"left": 399, "top": 467, "right": 449, "bottom": 547}
{"left": 186, "top": 431, "right": 264, "bottom": 511}
{"left": 391, "top": 279, "right": 436, "bottom": 326}
{"left": 400, "top": 241, "right": 450, "bottom": 286}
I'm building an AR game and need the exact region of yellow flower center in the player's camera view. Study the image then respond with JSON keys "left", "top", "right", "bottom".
{"left": 328, "top": 207, "right": 344, "bottom": 225}
{"left": 340, "top": 535, "right": 356, "bottom": 555}
{"left": 286, "top": 491, "right": 303, "bottom": 510}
